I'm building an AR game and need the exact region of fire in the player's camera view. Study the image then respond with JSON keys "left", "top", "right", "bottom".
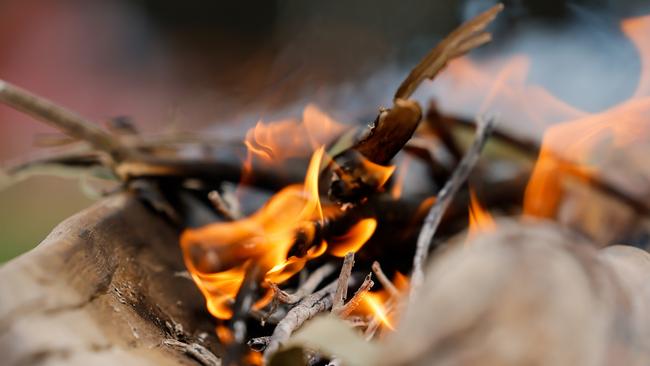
{"left": 355, "top": 272, "right": 409, "bottom": 333}
{"left": 244, "top": 104, "right": 347, "bottom": 163}
{"left": 359, "top": 156, "right": 397, "bottom": 189}
{"left": 181, "top": 147, "right": 328, "bottom": 319}
{"left": 363, "top": 292, "right": 394, "bottom": 330}
{"left": 329, "top": 218, "right": 378, "bottom": 257}
{"left": 182, "top": 143, "right": 380, "bottom": 319}
{"left": 523, "top": 15, "right": 650, "bottom": 217}
{"left": 390, "top": 156, "right": 411, "bottom": 199}
{"left": 468, "top": 189, "right": 495, "bottom": 235}
{"left": 424, "top": 13, "right": 650, "bottom": 220}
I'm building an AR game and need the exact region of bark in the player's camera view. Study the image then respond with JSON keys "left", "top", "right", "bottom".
{"left": 382, "top": 221, "right": 650, "bottom": 366}
{"left": 0, "top": 193, "right": 219, "bottom": 366}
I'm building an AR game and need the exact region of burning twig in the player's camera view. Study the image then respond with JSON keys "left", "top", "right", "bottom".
{"left": 394, "top": 4, "right": 504, "bottom": 100}
{"left": 371, "top": 261, "right": 400, "bottom": 299}
{"left": 332, "top": 252, "right": 355, "bottom": 313}
{"left": 263, "top": 280, "right": 340, "bottom": 361}
{"left": 163, "top": 339, "right": 220, "bottom": 366}
{"left": 335, "top": 273, "right": 374, "bottom": 317}
{"left": 328, "top": 5, "right": 503, "bottom": 204}
{"left": 224, "top": 264, "right": 262, "bottom": 366}
{"left": 410, "top": 116, "right": 495, "bottom": 299}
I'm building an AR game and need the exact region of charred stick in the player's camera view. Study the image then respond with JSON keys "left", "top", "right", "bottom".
{"left": 263, "top": 280, "right": 340, "bottom": 361}
{"left": 448, "top": 112, "right": 650, "bottom": 216}
{"left": 410, "top": 117, "right": 495, "bottom": 299}
{"left": 0, "top": 79, "right": 135, "bottom": 161}
{"left": 332, "top": 252, "right": 355, "bottom": 313}
{"left": 247, "top": 336, "right": 270, "bottom": 352}
{"left": 328, "top": 5, "right": 503, "bottom": 203}
{"left": 372, "top": 261, "right": 400, "bottom": 298}
{"left": 336, "top": 273, "right": 374, "bottom": 317}
{"left": 394, "top": 4, "right": 504, "bottom": 100}
{"left": 328, "top": 100, "right": 421, "bottom": 203}
{"left": 223, "top": 263, "right": 262, "bottom": 366}
{"left": 448, "top": 112, "right": 540, "bottom": 157}
{"left": 423, "top": 103, "right": 464, "bottom": 161}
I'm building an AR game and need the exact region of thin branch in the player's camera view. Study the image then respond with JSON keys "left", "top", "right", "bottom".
{"left": 372, "top": 261, "right": 400, "bottom": 298}
{"left": 410, "top": 116, "right": 495, "bottom": 300}
{"left": 332, "top": 252, "right": 355, "bottom": 313}
{"left": 0, "top": 79, "right": 135, "bottom": 160}
{"left": 223, "top": 264, "right": 262, "bottom": 366}
{"left": 268, "top": 263, "right": 337, "bottom": 305}
{"left": 336, "top": 273, "right": 374, "bottom": 317}
{"left": 394, "top": 4, "right": 504, "bottom": 100}
{"left": 263, "top": 280, "right": 340, "bottom": 361}
{"left": 163, "top": 339, "right": 220, "bottom": 366}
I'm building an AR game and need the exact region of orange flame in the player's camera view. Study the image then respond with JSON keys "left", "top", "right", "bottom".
{"left": 426, "top": 14, "right": 650, "bottom": 219}
{"left": 182, "top": 144, "right": 379, "bottom": 319}
{"left": 523, "top": 15, "right": 650, "bottom": 217}
{"left": 181, "top": 147, "right": 328, "bottom": 319}
{"left": 468, "top": 189, "right": 496, "bottom": 235}
{"left": 360, "top": 157, "right": 397, "bottom": 189}
{"left": 329, "top": 218, "right": 377, "bottom": 257}
{"left": 363, "top": 292, "right": 394, "bottom": 330}
{"left": 355, "top": 272, "right": 409, "bottom": 333}
{"left": 244, "top": 104, "right": 347, "bottom": 163}
{"left": 390, "top": 157, "right": 411, "bottom": 199}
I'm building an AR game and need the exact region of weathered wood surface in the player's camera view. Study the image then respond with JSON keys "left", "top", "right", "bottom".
{"left": 0, "top": 194, "right": 218, "bottom": 366}
{"left": 384, "top": 221, "right": 650, "bottom": 366}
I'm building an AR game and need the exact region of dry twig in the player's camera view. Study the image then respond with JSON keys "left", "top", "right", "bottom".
{"left": 0, "top": 79, "right": 136, "bottom": 161}
{"left": 410, "top": 116, "right": 495, "bottom": 299}
{"left": 332, "top": 252, "right": 355, "bottom": 313}
{"left": 394, "top": 4, "right": 504, "bottom": 100}
{"left": 263, "top": 280, "right": 339, "bottom": 361}
{"left": 269, "top": 263, "right": 337, "bottom": 305}
{"left": 371, "top": 261, "right": 400, "bottom": 298}
{"left": 163, "top": 339, "right": 221, "bottom": 366}
{"left": 336, "top": 273, "right": 374, "bottom": 317}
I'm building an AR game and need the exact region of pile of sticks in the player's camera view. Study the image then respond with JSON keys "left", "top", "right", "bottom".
{"left": 3, "top": 3, "right": 650, "bottom": 365}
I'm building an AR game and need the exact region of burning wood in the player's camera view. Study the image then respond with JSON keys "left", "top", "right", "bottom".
{"left": 4, "top": 2, "right": 650, "bottom": 366}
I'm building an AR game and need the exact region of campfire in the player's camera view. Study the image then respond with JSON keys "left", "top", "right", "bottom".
{"left": 2, "top": 3, "right": 650, "bottom": 366}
